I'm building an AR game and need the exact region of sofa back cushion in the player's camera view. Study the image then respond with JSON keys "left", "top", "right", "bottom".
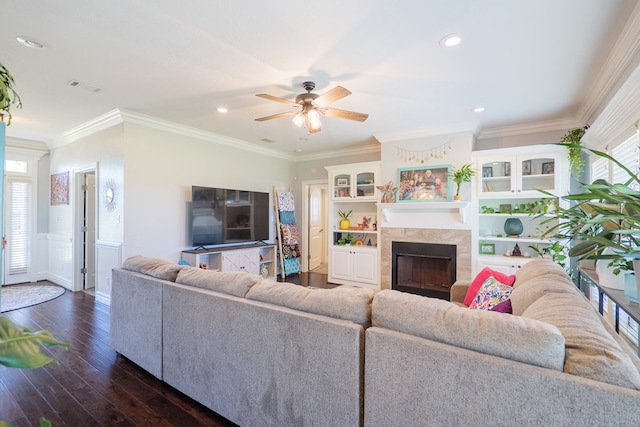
{"left": 176, "top": 267, "right": 262, "bottom": 298}
{"left": 522, "top": 292, "right": 640, "bottom": 390}
{"left": 246, "top": 281, "right": 376, "bottom": 326}
{"left": 372, "top": 290, "right": 565, "bottom": 370}
{"left": 122, "top": 255, "right": 185, "bottom": 282}
{"left": 509, "top": 263, "right": 578, "bottom": 316}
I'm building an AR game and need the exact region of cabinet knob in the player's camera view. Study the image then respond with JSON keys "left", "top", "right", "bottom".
{"left": 511, "top": 190, "right": 515, "bottom": 193}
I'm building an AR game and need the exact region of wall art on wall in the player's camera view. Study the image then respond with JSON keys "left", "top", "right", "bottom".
{"left": 397, "top": 165, "right": 452, "bottom": 202}
{"left": 50, "top": 171, "right": 69, "bottom": 205}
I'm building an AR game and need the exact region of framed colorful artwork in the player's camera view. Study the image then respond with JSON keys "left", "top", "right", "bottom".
{"left": 397, "top": 165, "right": 452, "bottom": 202}
{"left": 50, "top": 171, "right": 69, "bottom": 205}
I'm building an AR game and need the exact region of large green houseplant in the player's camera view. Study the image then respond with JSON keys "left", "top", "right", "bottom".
{"left": 0, "top": 62, "right": 22, "bottom": 125}
{"left": 540, "top": 143, "right": 640, "bottom": 275}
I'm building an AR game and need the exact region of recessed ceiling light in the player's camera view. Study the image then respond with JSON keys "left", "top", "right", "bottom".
{"left": 217, "top": 107, "right": 228, "bottom": 113}
{"left": 16, "top": 36, "right": 44, "bottom": 49}
{"left": 473, "top": 106, "right": 485, "bottom": 113}
{"left": 295, "top": 149, "right": 303, "bottom": 153}
{"left": 439, "top": 34, "right": 461, "bottom": 48}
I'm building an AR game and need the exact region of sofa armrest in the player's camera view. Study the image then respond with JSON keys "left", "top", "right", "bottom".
{"left": 450, "top": 280, "right": 471, "bottom": 304}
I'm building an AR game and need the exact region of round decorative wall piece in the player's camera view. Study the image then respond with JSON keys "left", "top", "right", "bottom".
{"left": 104, "top": 179, "right": 117, "bottom": 211}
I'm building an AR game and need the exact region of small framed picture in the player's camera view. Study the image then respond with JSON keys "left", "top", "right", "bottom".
{"left": 499, "top": 204, "right": 512, "bottom": 213}
{"left": 336, "top": 178, "right": 348, "bottom": 186}
{"left": 522, "top": 160, "right": 532, "bottom": 176}
{"left": 482, "top": 166, "right": 493, "bottom": 178}
{"left": 542, "top": 162, "right": 554, "bottom": 175}
{"left": 504, "top": 162, "right": 511, "bottom": 177}
{"left": 479, "top": 243, "right": 496, "bottom": 255}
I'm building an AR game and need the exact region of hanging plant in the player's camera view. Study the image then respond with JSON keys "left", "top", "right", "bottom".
{"left": 559, "top": 126, "right": 589, "bottom": 178}
{"left": 0, "top": 61, "right": 23, "bottom": 125}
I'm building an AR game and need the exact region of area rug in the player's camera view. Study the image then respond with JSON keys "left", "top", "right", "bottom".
{"left": 1, "top": 284, "right": 66, "bottom": 312}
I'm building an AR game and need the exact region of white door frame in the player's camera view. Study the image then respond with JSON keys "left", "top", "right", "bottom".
{"left": 301, "top": 179, "right": 328, "bottom": 272}
{"left": 73, "top": 163, "right": 97, "bottom": 292}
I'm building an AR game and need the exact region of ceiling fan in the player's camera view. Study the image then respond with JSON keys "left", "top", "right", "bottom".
{"left": 255, "top": 81, "right": 368, "bottom": 133}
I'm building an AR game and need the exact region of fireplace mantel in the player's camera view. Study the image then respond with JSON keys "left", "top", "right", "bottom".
{"left": 377, "top": 202, "right": 470, "bottom": 223}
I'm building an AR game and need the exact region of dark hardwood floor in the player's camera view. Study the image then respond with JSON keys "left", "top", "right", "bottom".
{"left": 0, "top": 272, "right": 334, "bottom": 426}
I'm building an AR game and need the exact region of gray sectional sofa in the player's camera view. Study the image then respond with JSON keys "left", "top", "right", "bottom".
{"left": 111, "top": 256, "right": 640, "bottom": 426}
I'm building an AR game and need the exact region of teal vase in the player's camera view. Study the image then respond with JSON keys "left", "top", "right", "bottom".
{"left": 504, "top": 218, "right": 523, "bottom": 236}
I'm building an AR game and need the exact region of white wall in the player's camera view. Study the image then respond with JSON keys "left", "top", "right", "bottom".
{"left": 122, "top": 122, "right": 294, "bottom": 262}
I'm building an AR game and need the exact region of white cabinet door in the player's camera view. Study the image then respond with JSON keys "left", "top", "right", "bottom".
{"left": 353, "top": 249, "right": 378, "bottom": 284}
{"left": 330, "top": 247, "right": 353, "bottom": 281}
{"left": 222, "top": 248, "right": 259, "bottom": 274}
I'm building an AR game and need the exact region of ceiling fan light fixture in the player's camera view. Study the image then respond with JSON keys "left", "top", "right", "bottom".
{"left": 307, "top": 109, "right": 322, "bottom": 130}
{"left": 292, "top": 112, "right": 305, "bottom": 127}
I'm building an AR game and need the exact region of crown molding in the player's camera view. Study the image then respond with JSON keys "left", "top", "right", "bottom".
{"left": 477, "top": 117, "right": 582, "bottom": 140}
{"left": 577, "top": 2, "right": 640, "bottom": 125}
{"left": 55, "top": 109, "right": 297, "bottom": 161}
{"left": 582, "top": 60, "right": 640, "bottom": 147}
{"left": 374, "top": 125, "right": 478, "bottom": 144}
{"left": 293, "top": 143, "right": 380, "bottom": 162}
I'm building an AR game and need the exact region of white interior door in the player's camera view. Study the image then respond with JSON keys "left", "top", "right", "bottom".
{"left": 308, "top": 184, "right": 326, "bottom": 271}
{"left": 84, "top": 172, "right": 96, "bottom": 290}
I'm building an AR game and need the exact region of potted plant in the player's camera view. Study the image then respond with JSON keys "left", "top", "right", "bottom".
{"left": 448, "top": 163, "right": 475, "bottom": 201}
{"left": 0, "top": 61, "right": 23, "bottom": 125}
{"left": 539, "top": 143, "right": 640, "bottom": 289}
{"left": 559, "top": 126, "right": 589, "bottom": 178}
{"left": 338, "top": 209, "right": 352, "bottom": 229}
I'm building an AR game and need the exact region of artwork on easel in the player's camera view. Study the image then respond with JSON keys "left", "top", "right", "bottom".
{"left": 51, "top": 171, "right": 70, "bottom": 205}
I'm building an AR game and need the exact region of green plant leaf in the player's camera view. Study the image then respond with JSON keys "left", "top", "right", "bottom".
{"left": 0, "top": 317, "right": 69, "bottom": 369}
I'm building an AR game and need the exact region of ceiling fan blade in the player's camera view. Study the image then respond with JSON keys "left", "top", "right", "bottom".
{"left": 256, "top": 93, "right": 299, "bottom": 107}
{"left": 314, "top": 86, "right": 351, "bottom": 107}
{"left": 323, "top": 108, "right": 369, "bottom": 122}
{"left": 255, "top": 111, "right": 296, "bottom": 121}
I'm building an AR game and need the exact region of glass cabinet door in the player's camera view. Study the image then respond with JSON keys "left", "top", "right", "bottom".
{"left": 480, "top": 160, "right": 514, "bottom": 194}
{"left": 334, "top": 173, "right": 351, "bottom": 198}
{"left": 519, "top": 156, "right": 556, "bottom": 193}
{"left": 355, "top": 171, "right": 376, "bottom": 198}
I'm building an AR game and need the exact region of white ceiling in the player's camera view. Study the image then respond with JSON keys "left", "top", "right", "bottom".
{"left": 1, "top": 1, "right": 638, "bottom": 157}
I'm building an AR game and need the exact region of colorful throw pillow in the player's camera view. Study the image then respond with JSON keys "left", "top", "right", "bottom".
{"left": 464, "top": 267, "right": 516, "bottom": 306}
{"left": 469, "top": 277, "right": 514, "bottom": 310}
{"left": 490, "top": 298, "right": 513, "bottom": 314}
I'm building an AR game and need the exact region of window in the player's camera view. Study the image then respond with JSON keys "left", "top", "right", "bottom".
{"left": 7, "top": 178, "right": 31, "bottom": 274}
{"left": 591, "top": 132, "right": 640, "bottom": 187}
{"left": 5, "top": 160, "right": 27, "bottom": 173}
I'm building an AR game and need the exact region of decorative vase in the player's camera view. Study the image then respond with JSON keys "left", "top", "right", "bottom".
{"left": 339, "top": 219, "right": 350, "bottom": 230}
{"left": 453, "top": 194, "right": 461, "bottom": 201}
{"left": 624, "top": 270, "right": 638, "bottom": 303}
{"left": 633, "top": 259, "right": 640, "bottom": 303}
{"left": 504, "top": 217, "right": 523, "bottom": 236}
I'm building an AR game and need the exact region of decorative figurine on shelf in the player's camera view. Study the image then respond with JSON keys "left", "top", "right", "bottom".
{"left": 199, "top": 263, "right": 207, "bottom": 270}
{"left": 376, "top": 181, "right": 397, "bottom": 203}
{"left": 361, "top": 216, "right": 371, "bottom": 229}
{"left": 512, "top": 243, "right": 522, "bottom": 257}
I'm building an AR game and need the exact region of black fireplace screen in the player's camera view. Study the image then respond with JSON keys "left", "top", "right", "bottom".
{"left": 392, "top": 241, "right": 456, "bottom": 299}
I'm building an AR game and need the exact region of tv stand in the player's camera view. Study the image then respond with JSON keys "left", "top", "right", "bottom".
{"left": 182, "top": 243, "right": 276, "bottom": 280}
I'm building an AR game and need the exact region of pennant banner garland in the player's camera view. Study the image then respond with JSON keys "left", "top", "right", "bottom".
{"left": 395, "top": 140, "right": 453, "bottom": 163}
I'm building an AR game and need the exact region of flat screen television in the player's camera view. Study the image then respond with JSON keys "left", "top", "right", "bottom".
{"left": 191, "top": 186, "right": 270, "bottom": 247}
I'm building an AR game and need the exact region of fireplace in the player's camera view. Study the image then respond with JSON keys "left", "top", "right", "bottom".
{"left": 392, "top": 241, "right": 456, "bottom": 299}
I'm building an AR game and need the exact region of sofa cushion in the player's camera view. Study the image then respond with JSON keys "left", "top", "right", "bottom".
{"left": 522, "top": 292, "right": 640, "bottom": 390}
{"left": 515, "top": 258, "right": 568, "bottom": 285}
{"left": 468, "top": 277, "right": 513, "bottom": 310}
{"left": 509, "top": 272, "right": 579, "bottom": 316}
{"left": 175, "top": 267, "right": 262, "bottom": 298}
{"left": 246, "top": 281, "right": 376, "bottom": 326}
{"left": 122, "top": 255, "right": 185, "bottom": 282}
{"left": 463, "top": 267, "right": 515, "bottom": 306}
{"left": 372, "top": 290, "right": 565, "bottom": 370}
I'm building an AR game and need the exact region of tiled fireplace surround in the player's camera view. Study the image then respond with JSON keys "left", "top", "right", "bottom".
{"left": 379, "top": 226, "right": 472, "bottom": 290}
